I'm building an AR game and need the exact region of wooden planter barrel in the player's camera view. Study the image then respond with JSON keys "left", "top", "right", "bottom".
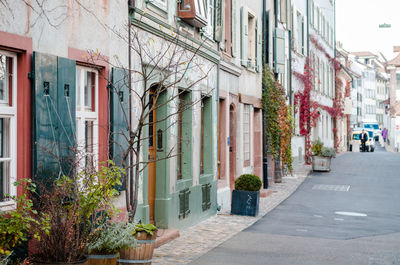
{"left": 118, "top": 231, "right": 157, "bottom": 265}
{"left": 31, "top": 258, "right": 88, "bottom": 265}
{"left": 88, "top": 254, "right": 118, "bottom": 265}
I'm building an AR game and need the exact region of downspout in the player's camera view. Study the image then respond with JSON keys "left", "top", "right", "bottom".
{"left": 288, "top": 30, "right": 292, "bottom": 105}
{"left": 262, "top": 0, "right": 268, "bottom": 189}
{"left": 128, "top": 0, "right": 134, "bottom": 215}
{"left": 334, "top": 0, "right": 336, "bottom": 57}
{"left": 307, "top": 0, "right": 310, "bottom": 56}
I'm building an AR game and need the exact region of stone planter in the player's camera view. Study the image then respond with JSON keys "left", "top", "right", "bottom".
{"left": 231, "top": 190, "right": 260, "bottom": 217}
{"left": 312, "top": 156, "right": 332, "bottom": 172}
{"left": 118, "top": 231, "right": 157, "bottom": 265}
{"left": 88, "top": 253, "right": 118, "bottom": 265}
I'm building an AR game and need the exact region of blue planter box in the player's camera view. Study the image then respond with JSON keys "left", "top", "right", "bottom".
{"left": 231, "top": 190, "right": 260, "bottom": 217}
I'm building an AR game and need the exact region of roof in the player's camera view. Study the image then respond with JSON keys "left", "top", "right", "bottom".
{"left": 387, "top": 53, "right": 400, "bottom": 66}
{"left": 350, "top": 51, "right": 377, "bottom": 58}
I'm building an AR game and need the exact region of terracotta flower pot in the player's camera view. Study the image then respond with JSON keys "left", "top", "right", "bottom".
{"left": 118, "top": 231, "right": 157, "bottom": 265}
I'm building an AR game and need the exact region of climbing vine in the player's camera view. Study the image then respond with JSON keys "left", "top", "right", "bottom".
{"left": 262, "top": 67, "right": 293, "bottom": 172}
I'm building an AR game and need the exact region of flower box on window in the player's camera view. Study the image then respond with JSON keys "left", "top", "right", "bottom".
{"left": 178, "top": 0, "right": 208, "bottom": 28}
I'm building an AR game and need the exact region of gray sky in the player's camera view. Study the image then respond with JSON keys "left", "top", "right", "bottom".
{"left": 336, "top": 0, "right": 400, "bottom": 60}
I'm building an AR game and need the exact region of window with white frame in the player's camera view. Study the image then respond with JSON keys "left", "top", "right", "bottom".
{"left": 76, "top": 66, "right": 98, "bottom": 171}
{"left": 0, "top": 51, "right": 17, "bottom": 206}
{"left": 243, "top": 104, "right": 250, "bottom": 163}
{"left": 151, "top": 0, "right": 167, "bottom": 10}
{"left": 204, "top": 0, "right": 215, "bottom": 38}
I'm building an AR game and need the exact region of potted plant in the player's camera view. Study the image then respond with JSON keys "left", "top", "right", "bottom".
{"left": 29, "top": 161, "right": 124, "bottom": 265}
{"left": 118, "top": 223, "right": 157, "bottom": 265}
{"left": 230, "top": 174, "right": 262, "bottom": 217}
{"left": 311, "top": 139, "right": 336, "bottom": 172}
{"left": 87, "top": 222, "right": 135, "bottom": 265}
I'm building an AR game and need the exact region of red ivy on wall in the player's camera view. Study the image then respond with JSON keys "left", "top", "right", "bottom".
{"left": 293, "top": 36, "right": 345, "bottom": 163}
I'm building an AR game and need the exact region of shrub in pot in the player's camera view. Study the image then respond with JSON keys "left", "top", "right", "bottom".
{"left": 29, "top": 161, "right": 124, "bottom": 265}
{"left": 87, "top": 222, "right": 135, "bottom": 265}
{"left": 118, "top": 223, "right": 157, "bottom": 265}
{"left": 311, "top": 140, "right": 336, "bottom": 172}
{"left": 231, "top": 174, "right": 262, "bottom": 217}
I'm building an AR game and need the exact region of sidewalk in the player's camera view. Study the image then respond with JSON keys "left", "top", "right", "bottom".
{"left": 152, "top": 166, "right": 311, "bottom": 265}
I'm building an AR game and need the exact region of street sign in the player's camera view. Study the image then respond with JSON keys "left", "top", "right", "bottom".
{"left": 379, "top": 23, "right": 391, "bottom": 28}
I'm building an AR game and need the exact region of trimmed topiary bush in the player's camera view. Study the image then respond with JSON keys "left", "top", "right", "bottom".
{"left": 234, "top": 174, "right": 262, "bottom": 191}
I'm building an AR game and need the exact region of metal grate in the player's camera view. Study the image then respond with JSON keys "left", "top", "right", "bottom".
{"left": 312, "top": 184, "right": 350, "bottom": 192}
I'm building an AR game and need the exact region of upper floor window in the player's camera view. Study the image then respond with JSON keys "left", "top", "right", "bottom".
{"left": 76, "top": 66, "right": 98, "bottom": 171}
{"left": 243, "top": 104, "right": 250, "bottom": 165}
{"left": 0, "top": 51, "right": 17, "bottom": 207}
{"left": 203, "top": 0, "right": 215, "bottom": 38}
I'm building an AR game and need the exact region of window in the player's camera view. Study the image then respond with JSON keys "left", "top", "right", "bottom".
{"left": 177, "top": 94, "right": 183, "bottom": 180}
{"left": 200, "top": 96, "right": 212, "bottom": 175}
{"left": 204, "top": 0, "right": 215, "bottom": 38}
{"left": 76, "top": 66, "right": 98, "bottom": 171}
{"left": 0, "top": 51, "right": 16, "bottom": 205}
{"left": 152, "top": 0, "right": 167, "bottom": 10}
{"left": 243, "top": 104, "right": 250, "bottom": 164}
{"left": 248, "top": 13, "right": 256, "bottom": 65}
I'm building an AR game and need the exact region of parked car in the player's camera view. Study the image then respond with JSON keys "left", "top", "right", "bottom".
{"left": 350, "top": 129, "right": 375, "bottom": 152}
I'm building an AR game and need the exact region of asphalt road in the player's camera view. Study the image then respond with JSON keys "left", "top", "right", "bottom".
{"left": 190, "top": 145, "right": 400, "bottom": 265}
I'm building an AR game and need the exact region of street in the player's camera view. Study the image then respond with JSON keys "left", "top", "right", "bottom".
{"left": 190, "top": 145, "right": 400, "bottom": 265}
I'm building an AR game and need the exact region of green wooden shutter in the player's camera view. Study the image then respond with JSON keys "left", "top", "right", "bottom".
{"left": 179, "top": 188, "right": 191, "bottom": 218}
{"left": 33, "top": 52, "right": 59, "bottom": 185}
{"left": 57, "top": 57, "right": 76, "bottom": 176}
{"left": 240, "top": 6, "right": 248, "bottom": 67}
{"left": 110, "top": 67, "right": 130, "bottom": 191}
{"left": 256, "top": 19, "right": 262, "bottom": 72}
{"left": 33, "top": 52, "right": 76, "bottom": 186}
{"left": 214, "top": 0, "right": 223, "bottom": 42}
{"left": 202, "top": 184, "right": 206, "bottom": 211}
{"left": 184, "top": 188, "right": 191, "bottom": 216}
{"left": 274, "top": 28, "right": 286, "bottom": 73}
{"left": 206, "top": 183, "right": 211, "bottom": 209}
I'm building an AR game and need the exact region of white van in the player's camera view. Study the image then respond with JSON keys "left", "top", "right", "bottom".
{"left": 361, "top": 120, "right": 381, "bottom": 141}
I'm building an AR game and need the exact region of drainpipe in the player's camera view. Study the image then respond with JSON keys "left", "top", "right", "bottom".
{"left": 288, "top": 30, "right": 293, "bottom": 105}
{"left": 307, "top": 0, "right": 310, "bottom": 56}
{"left": 128, "top": 0, "right": 134, "bottom": 214}
{"left": 262, "top": 0, "right": 268, "bottom": 189}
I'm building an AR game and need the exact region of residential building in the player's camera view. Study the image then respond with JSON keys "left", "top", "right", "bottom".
{"left": 0, "top": 0, "right": 222, "bottom": 229}
{"left": 291, "top": 0, "right": 336, "bottom": 167}
{"left": 1, "top": 0, "right": 269, "bottom": 229}
{"left": 386, "top": 47, "right": 400, "bottom": 151}
{"left": 217, "top": 0, "right": 264, "bottom": 212}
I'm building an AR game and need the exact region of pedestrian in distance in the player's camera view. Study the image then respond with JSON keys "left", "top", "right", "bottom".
{"left": 361, "top": 129, "right": 368, "bottom": 152}
{"left": 382, "top": 128, "right": 387, "bottom": 142}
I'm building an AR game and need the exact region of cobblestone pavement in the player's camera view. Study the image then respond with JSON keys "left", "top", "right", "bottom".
{"left": 152, "top": 169, "right": 310, "bottom": 265}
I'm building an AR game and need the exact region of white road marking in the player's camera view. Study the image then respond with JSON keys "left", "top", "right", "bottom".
{"left": 296, "top": 229, "right": 308, "bottom": 232}
{"left": 334, "top": 218, "right": 345, "bottom": 221}
{"left": 312, "top": 184, "right": 351, "bottom": 192}
{"left": 335, "top": 211, "right": 367, "bottom": 217}
{"left": 313, "top": 214, "right": 323, "bottom": 218}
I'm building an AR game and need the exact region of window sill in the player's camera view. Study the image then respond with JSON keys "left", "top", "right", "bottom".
{"left": 199, "top": 173, "right": 213, "bottom": 184}
{"left": 176, "top": 178, "right": 192, "bottom": 191}
{"left": 0, "top": 200, "right": 16, "bottom": 211}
